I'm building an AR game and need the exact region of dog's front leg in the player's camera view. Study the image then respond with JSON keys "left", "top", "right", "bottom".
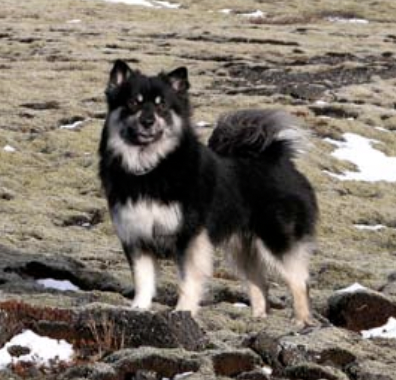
{"left": 123, "top": 245, "right": 157, "bottom": 310}
{"left": 175, "top": 230, "right": 213, "bottom": 316}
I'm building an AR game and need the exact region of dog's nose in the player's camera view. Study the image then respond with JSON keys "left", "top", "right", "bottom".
{"left": 140, "top": 116, "right": 155, "bottom": 129}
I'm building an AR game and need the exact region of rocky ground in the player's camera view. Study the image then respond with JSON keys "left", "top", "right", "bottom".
{"left": 1, "top": 0, "right": 396, "bottom": 378}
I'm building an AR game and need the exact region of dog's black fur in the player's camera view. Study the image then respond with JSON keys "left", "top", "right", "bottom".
{"left": 99, "top": 60, "right": 318, "bottom": 324}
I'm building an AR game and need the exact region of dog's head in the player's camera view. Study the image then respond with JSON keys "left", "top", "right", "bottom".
{"left": 102, "top": 60, "right": 190, "bottom": 174}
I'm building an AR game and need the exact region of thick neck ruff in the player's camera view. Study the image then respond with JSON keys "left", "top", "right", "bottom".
{"left": 107, "top": 110, "right": 183, "bottom": 176}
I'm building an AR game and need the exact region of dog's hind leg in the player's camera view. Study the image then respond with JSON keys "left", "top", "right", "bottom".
{"left": 175, "top": 230, "right": 213, "bottom": 316}
{"left": 255, "top": 239, "right": 315, "bottom": 326}
{"left": 280, "top": 243, "right": 313, "bottom": 326}
{"left": 247, "top": 275, "right": 268, "bottom": 318}
{"left": 232, "top": 237, "right": 269, "bottom": 318}
{"left": 273, "top": 242, "right": 314, "bottom": 327}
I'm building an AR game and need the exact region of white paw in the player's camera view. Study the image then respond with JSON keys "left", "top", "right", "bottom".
{"left": 252, "top": 309, "right": 268, "bottom": 318}
{"left": 293, "top": 315, "right": 318, "bottom": 329}
{"left": 175, "top": 301, "right": 199, "bottom": 317}
{"left": 130, "top": 298, "right": 152, "bottom": 310}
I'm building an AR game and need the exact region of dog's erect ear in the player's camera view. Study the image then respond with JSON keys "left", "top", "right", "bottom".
{"left": 167, "top": 67, "right": 190, "bottom": 93}
{"left": 108, "top": 60, "right": 133, "bottom": 88}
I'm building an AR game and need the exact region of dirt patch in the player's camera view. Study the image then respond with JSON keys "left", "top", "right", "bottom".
{"left": 213, "top": 56, "right": 396, "bottom": 99}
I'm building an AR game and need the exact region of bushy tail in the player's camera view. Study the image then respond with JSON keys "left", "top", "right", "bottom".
{"left": 208, "top": 109, "right": 308, "bottom": 160}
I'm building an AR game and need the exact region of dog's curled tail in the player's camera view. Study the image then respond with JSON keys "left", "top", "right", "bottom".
{"left": 208, "top": 109, "right": 309, "bottom": 160}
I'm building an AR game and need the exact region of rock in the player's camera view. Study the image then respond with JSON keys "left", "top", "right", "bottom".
{"left": 211, "top": 349, "right": 262, "bottom": 377}
{"left": 0, "top": 301, "right": 208, "bottom": 353}
{"left": 309, "top": 105, "right": 359, "bottom": 119}
{"left": 103, "top": 347, "right": 201, "bottom": 379}
{"left": 7, "top": 344, "right": 31, "bottom": 357}
{"left": 249, "top": 324, "right": 359, "bottom": 374}
{"left": 246, "top": 315, "right": 305, "bottom": 371}
{"left": 0, "top": 187, "right": 15, "bottom": 200}
{"left": 285, "top": 362, "right": 349, "bottom": 380}
{"left": 0, "top": 245, "right": 124, "bottom": 295}
{"left": 346, "top": 360, "right": 396, "bottom": 380}
{"left": 60, "top": 362, "right": 117, "bottom": 380}
{"left": 248, "top": 318, "right": 396, "bottom": 380}
{"left": 207, "top": 282, "right": 286, "bottom": 310}
{"left": 74, "top": 308, "right": 208, "bottom": 353}
{"left": 327, "top": 288, "right": 396, "bottom": 331}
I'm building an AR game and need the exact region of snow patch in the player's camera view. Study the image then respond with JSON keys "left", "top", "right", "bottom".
{"left": 153, "top": 0, "right": 180, "bottom": 8}
{"left": 3, "top": 145, "right": 16, "bottom": 152}
{"left": 37, "top": 278, "right": 80, "bottom": 291}
{"left": 163, "top": 372, "right": 194, "bottom": 380}
{"left": 327, "top": 17, "right": 369, "bottom": 24}
{"left": 59, "top": 120, "right": 84, "bottom": 130}
{"left": 0, "top": 330, "right": 74, "bottom": 370}
{"left": 361, "top": 317, "right": 396, "bottom": 339}
{"left": 241, "top": 10, "right": 264, "bottom": 18}
{"left": 262, "top": 365, "right": 273, "bottom": 376}
{"left": 233, "top": 302, "right": 249, "bottom": 308}
{"left": 314, "top": 100, "right": 329, "bottom": 106}
{"left": 219, "top": 9, "right": 265, "bottom": 18}
{"left": 325, "top": 133, "right": 396, "bottom": 182}
{"left": 336, "top": 282, "right": 367, "bottom": 293}
{"left": 354, "top": 224, "right": 386, "bottom": 231}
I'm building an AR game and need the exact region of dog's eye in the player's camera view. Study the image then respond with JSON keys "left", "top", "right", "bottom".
{"left": 154, "top": 96, "right": 167, "bottom": 111}
{"left": 128, "top": 95, "right": 144, "bottom": 111}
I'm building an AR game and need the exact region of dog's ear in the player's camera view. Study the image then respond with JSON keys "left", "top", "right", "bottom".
{"left": 167, "top": 67, "right": 190, "bottom": 93}
{"left": 108, "top": 60, "right": 134, "bottom": 88}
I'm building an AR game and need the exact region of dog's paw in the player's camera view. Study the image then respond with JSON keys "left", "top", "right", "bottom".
{"left": 251, "top": 309, "right": 268, "bottom": 318}
{"left": 294, "top": 315, "right": 319, "bottom": 330}
{"left": 174, "top": 302, "right": 199, "bottom": 317}
{"left": 129, "top": 298, "right": 152, "bottom": 311}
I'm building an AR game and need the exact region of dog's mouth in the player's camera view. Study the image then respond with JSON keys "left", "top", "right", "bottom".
{"left": 122, "top": 128, "right": 164, "bottom": 146}
{"left": 135, "top": 130, "right": 164, "bottom": 146}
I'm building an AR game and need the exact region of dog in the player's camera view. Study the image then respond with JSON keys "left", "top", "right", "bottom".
{"left": 99, "top": 60, "right": 318, "bottom": 326}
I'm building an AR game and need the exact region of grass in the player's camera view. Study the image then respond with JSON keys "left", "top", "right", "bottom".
{"left": 0, "top": 0, "right": 396, "bottom": 310}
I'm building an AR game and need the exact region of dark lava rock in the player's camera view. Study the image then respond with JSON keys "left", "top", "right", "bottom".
{"left": 0, "top": 187, "right": 15, "bottom": 200}
{"left": 285, "top": 362, "right": 349, "bottom": 380}
{"left": 0, "top": 301, "right": 208, "bottom": 353}
{"left": 309, "top": 105, "right": 359, "bottom": 119}
{"left": 20, "top": 101, "right": 60, "bottom": 110}
{"left": 103, "top": 347, "right": 201, "bottom": 379}
{"left": 60, "top": 362, "right": 117, "bottom": 380}
{"left": 249, "top": 325, "right": 359, "bottom": 373}
{"left": 211, "top": 349, "right": 262, "bottom": 377}
{"left": 217, "top": 57, "right": 396, "bottom": 99}
{"left": 74, "top": 308, "right": 208, "bottom": 352}
{"left": 346, "top": 360, "right": 396, "bottom": 380}
{"left": 236, "top": 369, "right": 271, "bottom": 380}
{"left": 7, "top": 344, "right": 31, "bottom": 357}
{"left": 0, "top": 244, "right": 124, "bottom": 294}
{"left": 327, "top": 288, "right": 396, "bottom": 331}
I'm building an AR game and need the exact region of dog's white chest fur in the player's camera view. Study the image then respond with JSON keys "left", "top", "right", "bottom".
{"left": 112, "top": 198, "right": 182, "bottom": 244}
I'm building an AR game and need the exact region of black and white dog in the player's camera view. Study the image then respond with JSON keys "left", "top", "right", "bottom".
{"left": 99, "top": 60, "right": 318, "bottom": 326}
